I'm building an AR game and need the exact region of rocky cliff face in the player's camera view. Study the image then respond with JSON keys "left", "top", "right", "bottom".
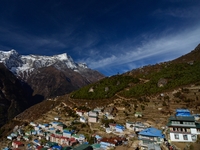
{"left": 0, "top": 50, "right": 105, "bottom": 99}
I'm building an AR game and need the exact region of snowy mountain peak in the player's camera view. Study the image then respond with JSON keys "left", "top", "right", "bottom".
{"left": 53, "top": 53, "right": 70, "bottom": 60}
{"left": 0, "top": 49, "right": 19, "bottom": 60}
{"left": 0, "top": 50, "right": 88, "bottom": 80}
{"left": 78, "top": 63, "right": 88, "bottom": 68}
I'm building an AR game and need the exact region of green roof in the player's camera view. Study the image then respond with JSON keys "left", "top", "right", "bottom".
{"left": 73, "top": 144, "right": 93, "bottom": 150}
{"left": 55, "top": 130, "right": 62, "bottom": 134}
{"left": 23, "top": 135, "right": 29, "bottom": 138}
{"left": 47, "top": 141, "right": 58, "bottom": 147}
{"left": 64, "top": 128, "right": 71, "bottom": 132}
{"left": 169, "top": 116, "right": 195, "bottom": 121}
{"left": 135, "top": 112, "right": 142, "bottom": 114}
{"left": 92, "top": 143, "right": 101, "bottom": 148}
{"left": 72, "top": 134, "right": 79, "bottom": 138}
{"left": 195, "top": 123, "right": 200, "bottom": 128}
{"left": 62, "top": 147, "right": 72, "bottom": 150}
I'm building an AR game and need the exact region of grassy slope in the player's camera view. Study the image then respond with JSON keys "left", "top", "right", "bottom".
{"left": 70, "top": 61, "right": 200, "bottom": 100}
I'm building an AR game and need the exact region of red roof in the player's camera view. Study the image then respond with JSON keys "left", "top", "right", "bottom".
{"left": 100, "top": 137, "right": 125, "bottom": 144}
{"left": 13, "top": 141, "right": 24, "bottom": 145}
{"left": 69, "top": 138, "right": 76, "bottom": 141}
{"left": 71, "top": 140, "right": 77, "bottom": 144}
{"left": 36, "top": 146, "right": 44, "bottom": 150}
{"left": 109, "top": 123, "right": 116, "bottom": 126}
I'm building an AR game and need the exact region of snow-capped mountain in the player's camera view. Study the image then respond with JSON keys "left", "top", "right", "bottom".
{"left": 0, "top": 50, "right": 104, "bottom": 127}
{"left": 0, "top": 49, "right": 104, "bottom": 99}
{"left": 0, "top": 49, "right": 88, "bottom": 80}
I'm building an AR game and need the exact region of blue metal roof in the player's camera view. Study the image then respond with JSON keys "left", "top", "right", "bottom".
{"left": 52, "top": 145, "right": 62, "bottom": 150}
{"left": 176, "top": 109, "right": 191, "bottom": 116}
{"left": 115, "top": 124, "right": 125, "bottom": 129}
{"left": 138, "top": 127, "right": 164, "bottom": 138}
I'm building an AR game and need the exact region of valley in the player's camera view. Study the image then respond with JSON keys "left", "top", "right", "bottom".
{"left": 1, "top": 83, "right": 200, "bottom": 149}
{"left": 0, "top": 44, "right": 200, "bottom": 149}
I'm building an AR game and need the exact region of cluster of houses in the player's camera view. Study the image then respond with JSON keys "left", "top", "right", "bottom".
{"left": 6, "top": 120, "right": 89, "bottom": 149}
{"left": 75, "top": 106, "right": 115, "bottom": 124}
{"left": 75, "top": 108, "right": 100, "bottom": 123}
{"left": 134, "top": 109, "right": 200, "bottom": 149}
{"left": 76, "top": 106, "right": 141, "bottom": 124}
{"left": 3, "top": 108, "right": 200, "bottom": 150}
{"left": 4, "top": 118, "right": 129, "bottom": 150}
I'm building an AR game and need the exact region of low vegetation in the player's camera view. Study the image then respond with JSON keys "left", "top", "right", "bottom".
{"left": 71, "top": 75, "right": 139, "bottom": 99}
{"left": 121, "top": 61, "right": 200, "bottom": 98}
{"left": 71, "top": 61, "right": 200, "bottom": 100}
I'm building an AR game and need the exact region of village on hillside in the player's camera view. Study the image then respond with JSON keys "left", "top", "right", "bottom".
{"left": 1, "top": 105, "right": 200, "bottom": 150}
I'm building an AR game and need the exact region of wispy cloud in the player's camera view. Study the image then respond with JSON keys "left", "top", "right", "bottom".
{"left": 0, "top": 25, "right": 71, "bottom": 54}
{"left": 153, "top": 4, "right": 200, "bottom": 19}
{"left": 84, "top": 24, "right": 200, "bottom": 72}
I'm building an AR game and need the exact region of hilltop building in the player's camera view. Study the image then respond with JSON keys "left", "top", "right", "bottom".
{"left": 167, "top": 109, "right": 200, "bottom": 142}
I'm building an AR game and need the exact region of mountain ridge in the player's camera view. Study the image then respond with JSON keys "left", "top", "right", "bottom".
{"left": 0, "top": 49, "right": 88, "bottom": 81}
{"left": 0, "top": 49, "right": 105, "bottom": 99}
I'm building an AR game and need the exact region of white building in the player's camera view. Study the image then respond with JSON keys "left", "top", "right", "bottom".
{"left": 80, "top": 116, "right": 87, "bottom": 123}
{"left": 126, "top": 121, "right": 147, "bottom": 132}
{"left": 54, "top": 117, "right": 60, "bottom": 121}
{"left": 7, "top": 135, "right": 13, "bottom": 140}
{"left": 93, "top": 107, "right": 103, "bottom": 115}
{"left": 88, "top": 111, "right": 98, "bottom": 123}
{"left": 167, "top": 115, "right": 200, "bottom": 142}
{"left": 76, "top": 110, "right": 84, "bottom": 116}
{"left": 88, "top": 111, "right": 98, "bottom": 117}
{"left": 30, "top": 122, "right": 37, "bottom": 127}
{"left": 88, "top": 116, "right": 98, "bottom": 123}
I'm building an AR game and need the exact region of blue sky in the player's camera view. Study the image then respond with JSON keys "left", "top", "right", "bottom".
{"left": 0, "top": 0, "right": 200, "bottom": 76}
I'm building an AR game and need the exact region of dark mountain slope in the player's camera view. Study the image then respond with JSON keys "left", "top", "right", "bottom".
{"left": 26, "top": 66, "right": 104, "bottom": 99}
{"left": 173, "top": 44, "right": 200, "bottom": 63}
{"left": 0, "top": 63, "right": 31, "bottom": 127}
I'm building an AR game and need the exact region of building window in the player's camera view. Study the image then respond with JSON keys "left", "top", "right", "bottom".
{"left": 174, "top": 134, "right": 179, "bottom": 139}
{"left": 188, "top": 122, "right": 195, "bottom": 125}
{"left": 192, "top": 135, "right": 196, "bottom": 141}
{"left": 183, "top": 135, "right": 188, "bottom": 140}
{"left": 149, "top": 137, "right": 154, "bottom": 141}
{"left": 172, "top": 121, "right": 180, "bottom": 124}
{"left": 187, "top": 128, "right": 191, "bottom": 132}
